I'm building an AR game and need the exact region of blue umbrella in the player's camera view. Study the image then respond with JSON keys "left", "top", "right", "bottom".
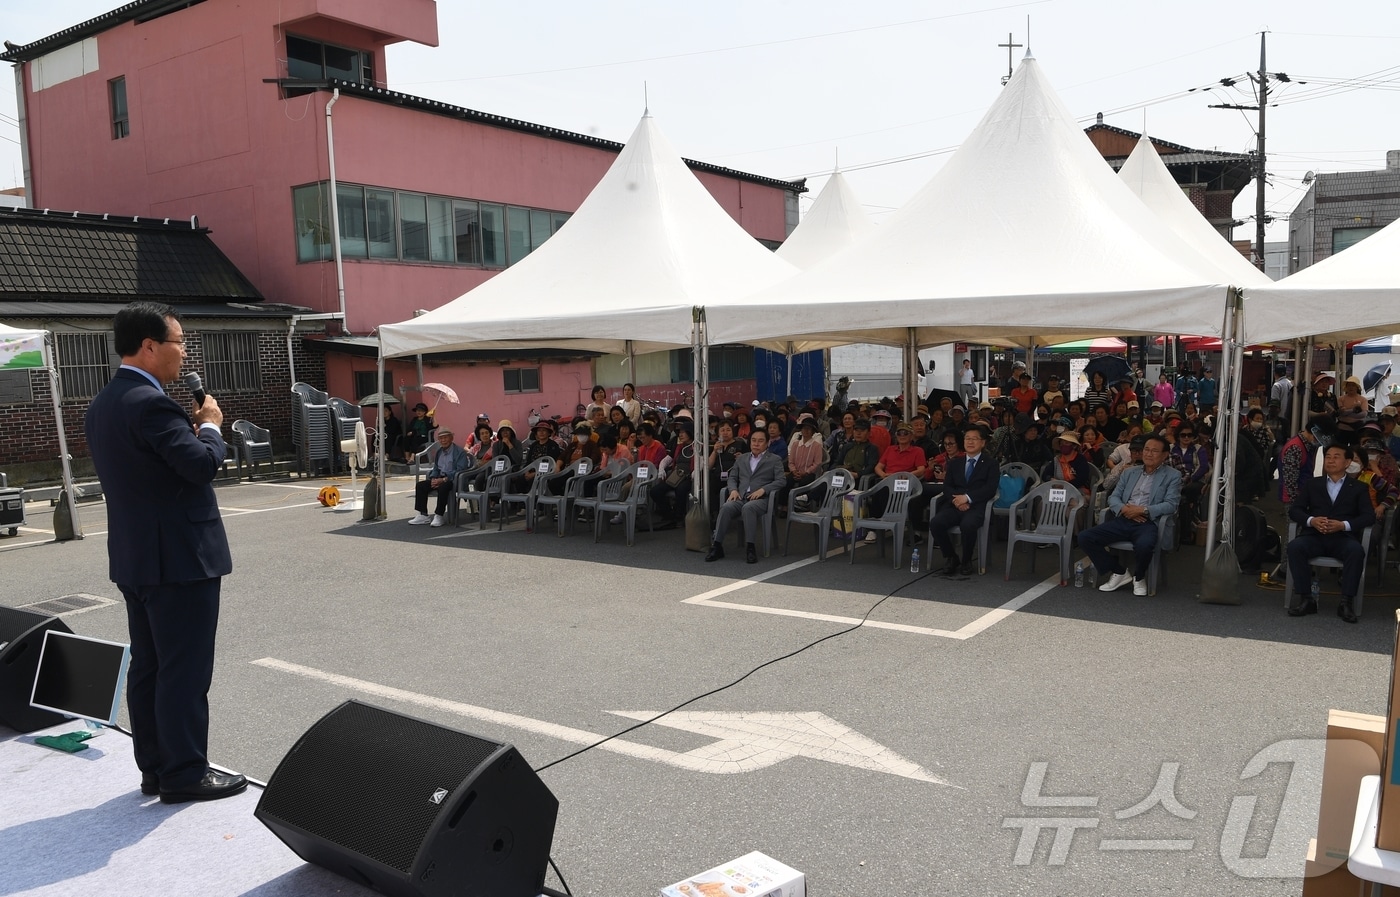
{"left": 1364, "top": 361, "right": 1391, "bottom": 396}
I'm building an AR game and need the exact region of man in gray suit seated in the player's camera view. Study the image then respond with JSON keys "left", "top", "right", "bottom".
{"left": 1079, "top": 433, "right": 1182, "bottom": 596}
{"left": 707, "top": 429, "right": 786, "bottom": 564}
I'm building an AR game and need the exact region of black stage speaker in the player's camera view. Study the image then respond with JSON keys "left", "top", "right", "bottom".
{"left": 256, "top": 700, "right": 559, "bottom": 897}
{"left": 0, "top": 606, "right": 73, "bottom": 732}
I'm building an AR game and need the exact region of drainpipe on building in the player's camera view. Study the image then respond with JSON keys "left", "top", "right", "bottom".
{"left": 325, "top": 89, "right": 348, "bottom": 330}
{"left": 14, "top": 65, "right": 33, "bottom": 202}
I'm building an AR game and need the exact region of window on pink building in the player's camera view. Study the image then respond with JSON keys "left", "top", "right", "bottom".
{"left": 504, "top": 368, "right": 541, "bottom": 394}
{"left": 109, "top": 78, "right": 129, "bottom": 140}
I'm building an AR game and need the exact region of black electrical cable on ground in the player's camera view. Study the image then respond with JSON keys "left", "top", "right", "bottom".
{"left": 532, "top": 564, "right": 939, "bottom": 775}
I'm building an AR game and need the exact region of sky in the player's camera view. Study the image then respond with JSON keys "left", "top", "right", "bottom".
{"left": 1, "top": 0, "right": 1398, "bottom": 243}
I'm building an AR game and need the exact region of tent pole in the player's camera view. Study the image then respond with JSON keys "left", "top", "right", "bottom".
{"left": 696, "top": 311, "right": 710, "bottom": 517}
{"left": 1203, "top": 292, "right": 1239, "bottom": 558}
{"left": 44, "top": 334, "right": 82, "bottom": 540}
{"left": 376, "top": 340, "right": 387, "bottom": 519}
{"left": 906, "top": 328, "right": 918, "bottom": 417}
{"left": 786, "top": 341, "right": 794, "bottom": 400}
{"left": 626, "top": 340, "right": 637, "bottom": 385}
{"left": 1296, "top": 338, "right": 1314, "bottom": 436}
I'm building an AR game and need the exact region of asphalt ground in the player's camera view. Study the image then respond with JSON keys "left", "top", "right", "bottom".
{"left": 2, "top": 474, "right": 1396, "bottom": 896}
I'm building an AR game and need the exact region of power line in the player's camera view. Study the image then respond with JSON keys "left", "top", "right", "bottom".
{"left": 395, "top": 0, "right": 1053, "bottom": 87}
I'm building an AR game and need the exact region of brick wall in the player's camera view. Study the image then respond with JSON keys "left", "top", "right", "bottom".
{"left": 0, "top": 323, "right": 324, "bottom": 474}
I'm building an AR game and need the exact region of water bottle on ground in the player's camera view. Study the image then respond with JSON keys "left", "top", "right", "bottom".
{"left": 910, "top": 548, "right": 920, "bottom": 573}
{"left": 1311, "top": 580, "right": 1320, "bottom": 603}
{"left": 1087, "top": 564, "right": 1097, "bottom": 588}
{"left": 1074, "top": 560, "right": 1084, "bottom": 588}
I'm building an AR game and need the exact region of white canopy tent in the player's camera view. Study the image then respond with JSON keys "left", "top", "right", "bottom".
{"left": 0, "top": 322, "right": 81, "bottom": 538}
{"left": 373, "top": 112, "right": 802, "bottom": 519}
{"left": 1241, "top": 216, "right": 1400, "bottom": 345}
{"left": 705, "top": 55, "right": 1237, "bottom": 353}
{"left": 377, "top": 112, "right": 798, "bottom": 358}
{"left": 773, "top": 170, "right": 888, "bottom": 398}
{"left": 775, "top": 170, "right": 874, "bottom": 270}
{"left": 1118, "top": 135, "right": 1271, "bottom": 290}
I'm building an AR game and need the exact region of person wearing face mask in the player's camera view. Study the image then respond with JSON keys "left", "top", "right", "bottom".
{"left": 1242, "top": 408, "right": 1276, "bottom": 477}
{"left": 1171, "top": 426, "right": 1211, "bottom": 543}
{"left": 1041, "top": 431, "right": 1095, "bottom": 496}
{"left": 1354, "top": 446, "right": 1399, "bottom": 521}
{"left": 1286, "top": 444, "right": 1376, "bottom": 622}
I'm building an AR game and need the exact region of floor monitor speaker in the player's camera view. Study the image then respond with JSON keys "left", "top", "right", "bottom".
{"left": 255, "top": 700, "right": 558, "bottom": 897}
{"left": 0, "top": 606, "right": 73, "bottom": 732}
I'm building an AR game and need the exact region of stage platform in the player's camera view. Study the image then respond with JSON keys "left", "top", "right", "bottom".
{"left": 1, "top": 721, "right": 376, "bottom": 897}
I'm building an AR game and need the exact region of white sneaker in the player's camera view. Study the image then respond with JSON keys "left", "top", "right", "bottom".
{"left": 609, "top": 514, "right": 624, "bottom": 524}
{"left": 1132, "top": 578, "right": 1148, "bottom": 596}
{"left": 408, "top": 513, "right": 431, "bottom": 525}
{"left": 1099, "top": 571, "right": 1133, "bottom": 592}
{"left": 863, "top": 531, "right": 878, "bottom": 543}
{"left": 430, "top": 514, "right": 445, "bottom": 527}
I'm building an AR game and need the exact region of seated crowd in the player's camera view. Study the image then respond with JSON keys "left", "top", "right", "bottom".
{"left": 400, "top": 368, "right": 1400, "bottom": 615}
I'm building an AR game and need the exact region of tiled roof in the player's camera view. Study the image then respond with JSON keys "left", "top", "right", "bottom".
{"left": 1086, "top": 123, "right": 1250, "bottom": 163}
{"left": 0, "top": 208, "right": 263, "bottom": 302}
{"left": 0, "top": 0, "right": 204, "bottom": 62}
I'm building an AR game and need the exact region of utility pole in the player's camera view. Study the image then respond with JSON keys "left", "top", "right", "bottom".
{"left": 1207, "top": 32, "right": 1292, "bottom": 271}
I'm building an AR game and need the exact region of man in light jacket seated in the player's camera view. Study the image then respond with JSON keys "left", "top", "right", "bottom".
{"left": 409, "top": 428, "right": 471, "bottom": 527}
{"left": 1079, "top": 434, "right": 1182, "bottom": 596}
{"left": 707, "top": 429, "right": 786, "bottom": 565}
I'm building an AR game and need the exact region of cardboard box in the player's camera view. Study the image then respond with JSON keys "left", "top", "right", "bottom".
{"left": 1380, "top": 611, "right": 1400, "bottom": 851}
{"left": 660, "top": 851, "right": 804, "bottom": 897}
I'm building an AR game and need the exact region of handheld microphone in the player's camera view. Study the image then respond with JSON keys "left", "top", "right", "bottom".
{"left": 182, "top": 371, "right": 206, "bottom": 407}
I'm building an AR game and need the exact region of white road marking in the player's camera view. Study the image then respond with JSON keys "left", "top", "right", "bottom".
{"left": 684, "top": 559, "right": 1061, "bottom": 640}
{"left": 218, "top": 500, "right": 324, "bottom": 516}
{"left": 253, "top": 658, "right": 951, "bottom": 785}
{"left": 606, "top": 710, "right": 956, "bottom": 785}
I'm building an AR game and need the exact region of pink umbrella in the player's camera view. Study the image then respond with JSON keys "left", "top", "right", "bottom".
{"left": 421, "top": 382, "right": 460, "bottom": 414}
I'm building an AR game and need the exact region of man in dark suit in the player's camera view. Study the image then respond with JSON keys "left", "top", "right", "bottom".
{"left": 929, "top": 425, "right": 1000, "bottom": 575}
{"left": 1287, "top": 443, "right": 1376, "bottom": 623}
{"left": 707, "top": 429, "right": 786, "bottom": 564}
{"left": 84, "top": 303, "right": 246, "bottom": 803}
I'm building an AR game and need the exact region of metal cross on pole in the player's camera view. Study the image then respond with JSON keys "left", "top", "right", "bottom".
{"left": 998, "top": 33, "right": 1023, "bottom": 85}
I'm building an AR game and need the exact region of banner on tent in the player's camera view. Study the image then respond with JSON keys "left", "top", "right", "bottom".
{"left": 0, "top": 333, "right": 44, "bottom": 369}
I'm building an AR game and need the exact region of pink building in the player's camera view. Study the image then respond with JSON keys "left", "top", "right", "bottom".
{"left": 3, "top": 0, "right": 805, "bottom": 433}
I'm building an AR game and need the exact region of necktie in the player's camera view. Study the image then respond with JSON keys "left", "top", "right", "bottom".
{"left": 965, "top": 457, "right": 975, "bottom": 482}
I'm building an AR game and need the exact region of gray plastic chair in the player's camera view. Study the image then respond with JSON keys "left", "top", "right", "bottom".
{"left": 783, "top": 469, "right": 855, "bottom": 560}
{"left": 573, "top": 462, "right": 633, "bottom": 536}
{"left": 1283, "top": 520, "right": 1374, "bottom": 613}
{"left": 850, "top": 472, "right": 922, "bottom": 569}
{"left": 1004, "top": 479, "right": 1084, "bottom": 585}
{"left": 593, "top": 462, "right": 658, "bottom": 545}
{"left": 993, "top": 462, "right": 1041, "bottom": 534}
{"left": 231, "top": 420, "right": 273, "bottom": 478}
{"left": 1373, "top": 507, "right": 1395, "bottom": 586}
{"left": 498, "top": 456, "right": 557, "bottom": 531}
{"left": 452, "top": 455, "right": 509, "bottom": 529}
{"left": 533, "top": 458, "right": 597, "bottom": 536}
{"left": 925, "top": 488, "right": 999, "bottom": 575}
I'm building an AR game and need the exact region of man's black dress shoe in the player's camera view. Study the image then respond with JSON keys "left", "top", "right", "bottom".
{"left": 1338, "top": 600, "right": 1359, "bottom": 624}
{"left": 1287, "top": 599, "right": 1318, "bottom": 617}
{"left": 745, "top": 543, "right": 758, "bottom": 564}
{"left": 958, "top": 561, "right": 977, "bottom": 576}
{"left": 705, "top": 542, "right": 725, "bottom": 562}
{"left": 140, "top": 773, "right": 160, "bottom": 796}
{"left": 941, "top": 557, "right": 959, "bottom": 575}
{"left": 159, "top": 771, "right": 248, "bottom": 804}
